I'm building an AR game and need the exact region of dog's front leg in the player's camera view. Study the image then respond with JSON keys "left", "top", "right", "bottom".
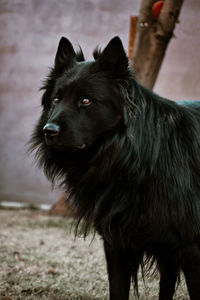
{"left": 104, "top": 240, "right": 131, "bottom": 300}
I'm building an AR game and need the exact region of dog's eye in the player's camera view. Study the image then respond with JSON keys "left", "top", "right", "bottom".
{"left": 81, "top": 98, "right": 91, "bottom": 106}
{"left": 52, "top": 97, "right": 60, "bottom": 104}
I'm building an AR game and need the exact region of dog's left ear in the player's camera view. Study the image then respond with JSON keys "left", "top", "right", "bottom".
{"left": 54, "top": 37, "right": 76, "bottom": 69}
{"left": 98, "top": 36, "right": 129, "bottom": 74}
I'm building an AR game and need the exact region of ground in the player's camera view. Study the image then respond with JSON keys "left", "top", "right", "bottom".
{"left": 0, "top": 208, "right": 188, "bottom": 300}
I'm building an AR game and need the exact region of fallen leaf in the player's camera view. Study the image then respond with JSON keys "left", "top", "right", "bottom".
{"left": 13, "top": 251, "right": 21, "bottom": 260}
{"left": 47, "top": 268, "right": 56, "bottom": 275}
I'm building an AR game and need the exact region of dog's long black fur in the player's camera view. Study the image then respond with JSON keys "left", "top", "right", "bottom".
{"left": 30, "top": 36, "right": 200, "bottom": 299}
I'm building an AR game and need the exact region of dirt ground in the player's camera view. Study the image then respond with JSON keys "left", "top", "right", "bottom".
{"left": 0, "top": 208, "right": 188, "bottom": 300}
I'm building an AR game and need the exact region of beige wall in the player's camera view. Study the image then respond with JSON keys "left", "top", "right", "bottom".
{"left": 0, "top": 0, "right": 199, "bottom": 204}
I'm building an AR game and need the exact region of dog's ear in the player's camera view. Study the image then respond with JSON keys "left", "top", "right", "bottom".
{"left": 54, "top": 37, "right": 76, "bottom": 68}
{"left": 98, "top": 36, "right": 129, "bottom": 75}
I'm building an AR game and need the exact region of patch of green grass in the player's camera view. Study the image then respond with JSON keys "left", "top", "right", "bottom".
{"left": 44, "top": 217, "right": 73, "bottom": 229}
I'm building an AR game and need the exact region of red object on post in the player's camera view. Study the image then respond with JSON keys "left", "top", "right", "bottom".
{"left": 152, "top": 1, "right": 165, "bottom": 19}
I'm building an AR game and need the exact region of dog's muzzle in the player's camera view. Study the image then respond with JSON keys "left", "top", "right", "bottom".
{"left": 43, "top": 123, "right": 60, "bottom": 145}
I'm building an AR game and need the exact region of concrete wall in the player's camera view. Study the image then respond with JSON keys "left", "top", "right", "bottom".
{"left": 0, "top": 0, "right": 200, "bottom": 204}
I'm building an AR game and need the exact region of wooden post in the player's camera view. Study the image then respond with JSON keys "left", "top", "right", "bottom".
{"left": 128, "top": 16, "right": 138, "bottom": 59}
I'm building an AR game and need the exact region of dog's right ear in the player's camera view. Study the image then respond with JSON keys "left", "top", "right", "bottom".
{"left": 96, "top": 36, "right": 129, "bottom": 77}
{"left": 54, "top": 37, "right": 76, "bottom": 68}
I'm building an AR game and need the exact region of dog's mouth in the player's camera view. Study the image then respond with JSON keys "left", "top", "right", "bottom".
{"left": 75, "top": 144, "right": 87, "bottom": 150}
{"left": 45, "top": 141, "right": 89, "bottom": 152}
{"left": 44, "top": 132, "right": 89, "bottom": 150}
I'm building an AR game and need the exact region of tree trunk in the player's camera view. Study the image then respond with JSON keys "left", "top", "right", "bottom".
{"left": 48, "top": 194, "right": 76, "bottom": 217}
{"left": 132, "top": 0, "right": 184, "bottom": 89}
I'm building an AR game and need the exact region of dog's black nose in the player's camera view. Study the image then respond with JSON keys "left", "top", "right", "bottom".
{"left": 43, "top": 123, "right": 60, "bottom": 136}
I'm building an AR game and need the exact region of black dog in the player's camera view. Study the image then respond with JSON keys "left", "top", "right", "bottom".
{"left": 30, "top": 36, "right": 200, "bottom": 299}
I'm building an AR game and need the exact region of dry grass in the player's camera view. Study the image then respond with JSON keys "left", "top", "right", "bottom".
{"left": 0, "top": 208, "right": 188, "bottom": 299}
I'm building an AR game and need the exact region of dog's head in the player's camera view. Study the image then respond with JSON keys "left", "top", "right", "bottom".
{"left": 37, "top": 36, "right": 133, "bottom": 152}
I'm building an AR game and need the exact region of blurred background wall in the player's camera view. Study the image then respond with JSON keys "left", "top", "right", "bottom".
{"left": 0, "top": 0, "right": 200, "bottom": 205}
